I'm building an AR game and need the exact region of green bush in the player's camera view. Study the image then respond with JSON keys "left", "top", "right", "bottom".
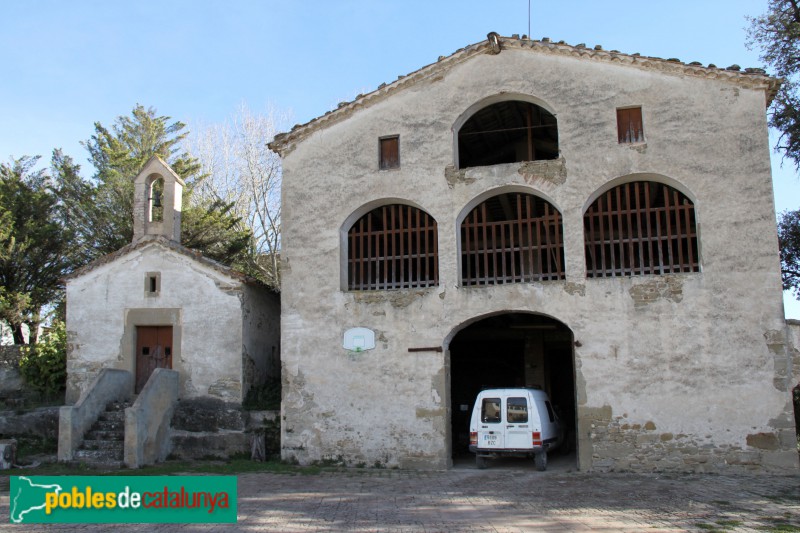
{"left": 243, "top": 377, "right": 281, "bottom": 411}
{"left": 19, "top": 320, "right": 67, "bottom": 396}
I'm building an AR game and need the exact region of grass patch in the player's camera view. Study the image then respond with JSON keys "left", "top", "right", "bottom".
{"left": 696, "top": 523, "right": 724, "bottom": 532}
{"left": 695, "top": 520, "right": 743, "bottom": 532}
{"left": 3, "top": 458, "right": 330, "bottom": 479}
{"left": 763, "top": 487, "right": 800, "bottom": 505}
{"left": 759, "top": 525, "right": 800, "bottom": 533}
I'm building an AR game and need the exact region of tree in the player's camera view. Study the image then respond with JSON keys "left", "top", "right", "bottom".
{"left": 0, "top": 157, "right": 72, "bottom": 344}
{"left": 749, "top": 2, "right": 800, "bottom": 299}
{"left": 55, "top": 105, "right": 251, "bottom": 266}
{"left": 749, "top": 1, "right": 800, "bottom": 167}
{"left": 185, "top": 103, "right": 286, "bottom": 287}
{"left": 778, "top": 209, "right": 800, "bottom": 296}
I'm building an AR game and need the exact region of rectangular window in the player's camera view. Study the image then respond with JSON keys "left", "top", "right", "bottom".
{"left": 507, "top": 397, "right": 528, "bottom": 423}
{"left": 144, "top": 272, "right": 161, "bottom": 296}
{"left": 617, "top": 107, "right": 644, "bottom": 143}
{"left": 481, "top": 398, "right": 502, "bottom": 423}
{"left": 379, "top": 136, "right": 400, "bottom": 169}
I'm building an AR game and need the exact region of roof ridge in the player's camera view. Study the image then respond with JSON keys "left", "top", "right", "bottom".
{"left": 63, "top": 235, "right": 263, "bottom": 287}
{"left": 269, "top": 33, "right": 780, "bottom": 157}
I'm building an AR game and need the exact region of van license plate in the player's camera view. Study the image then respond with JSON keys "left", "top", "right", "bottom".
{"left": 483, "top": 434, "right": 497, "bottom": 446}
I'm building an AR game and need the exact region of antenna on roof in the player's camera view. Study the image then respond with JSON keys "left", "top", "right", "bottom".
{"left": 528, "top": 0, "right": 531, "bottom": 39}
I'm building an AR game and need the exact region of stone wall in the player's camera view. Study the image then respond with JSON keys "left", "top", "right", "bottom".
{"left": 65, "top": 243, "right": 246, "bottom": 403}
{"left": 169, "top": 397, "right": 279, "bottom": 459}
{"left": 583, "top": 405, "right": 796, "bottom": 473}
{"left": 0, "top": 346, "right": 23, "bottom": 399}
{"left": 0, "top": 406, "right": 59, "bottom": 440}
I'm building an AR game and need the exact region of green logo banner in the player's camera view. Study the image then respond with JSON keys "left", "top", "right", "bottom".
{"left": 10, "top": 476, "right": 237, "bottom": 524}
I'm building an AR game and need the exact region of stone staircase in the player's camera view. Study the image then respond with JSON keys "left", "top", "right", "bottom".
{"left": 73, "top": 400, "right": 130, "bottom": 468}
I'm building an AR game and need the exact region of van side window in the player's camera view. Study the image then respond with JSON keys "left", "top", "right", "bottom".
{"left": 545, "top": 401, "right": 555, "bottom": 423}
{"left": 507, "top": 397, "right": 528, "bottom": 423}
{"left": 481, "top": 398, "right": 501, "bottom": 423}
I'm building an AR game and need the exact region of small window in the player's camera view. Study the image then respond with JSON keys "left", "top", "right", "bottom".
{"left": 617, "top": 107, "right": 644, "bottom": 143}
{"left": 144, "top": 271, "right": 161, "bottom": 296}
{"left": 481, "top": 398, "right": 501, "bottom": 423}
{"left": 379, "top": 136, "right": 399, "bottom": 169}
{"left": 507, "top": 397, "right": 528, "bottom": 423}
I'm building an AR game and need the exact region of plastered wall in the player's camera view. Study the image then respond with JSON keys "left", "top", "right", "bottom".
{"left": 279, "top": 44, "right": 797, "bottom": 471}
{"left": 66, "top": 244, "right": 245, "bottom": 403}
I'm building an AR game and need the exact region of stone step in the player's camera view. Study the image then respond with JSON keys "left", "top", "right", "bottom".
{"left": 98, "top": 410, "right": 125, "bottom": 423}
{"left": 92, "top": 419, "right": 124, "bottom": 432}
{"left": 75, "top": 448, "right": 123, "bottom": 462}
{"left": 80, "top": 439, "right": 124, "bottom": 452}
{"left": 85, "top": 429, "right": 124, "bottom": 441}
{"left": 68, "top": 457, "right": 125, "bottom": 470}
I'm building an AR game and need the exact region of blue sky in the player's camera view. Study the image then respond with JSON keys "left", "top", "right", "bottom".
{"left": 2, "top": 0, "right": 799, "bottom": 317}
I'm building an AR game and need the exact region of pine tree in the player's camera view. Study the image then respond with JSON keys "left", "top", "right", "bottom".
{"left": 56, "top": 105, "right": 251, "bottom": 266}
{"left": 0, "top": 157, "right": 71, "bottom": 343}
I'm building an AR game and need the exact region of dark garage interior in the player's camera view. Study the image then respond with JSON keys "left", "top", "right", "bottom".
{"left": 449, "top": 312, "right": 576, "bottom": 463}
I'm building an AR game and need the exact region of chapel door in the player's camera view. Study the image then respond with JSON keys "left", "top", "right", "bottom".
{"left": 135, "top": 326, "right": 173, "bottom": 393}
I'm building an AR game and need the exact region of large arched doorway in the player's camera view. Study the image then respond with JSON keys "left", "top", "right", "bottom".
{"left": 448, "top": 312, "right": 577, "bottom": 467}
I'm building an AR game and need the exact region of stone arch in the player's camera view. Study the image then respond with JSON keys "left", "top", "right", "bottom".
{"left": 453, "top": 93, "right": 560, "bottom": 169}
{"left": 147, "top": 173, "right": 165, "bottom": 222}
{"left": 340, "top": 199, "right": 439, "bottom": 291}
{"left": 581, "top": 173, "right": 699, "bottom": 215}
{"left": 444, "top": 310, "right": 581, "bottom": 469}
{"left": 583, "top": 175, "right": 701, "bottom": 277}
{"left": 457, "top": 187, "right": 565, "bottom": 286}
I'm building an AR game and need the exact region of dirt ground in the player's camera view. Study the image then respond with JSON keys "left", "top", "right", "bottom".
{"left": 2, "top": 456, "right": 799, "bottom": 532}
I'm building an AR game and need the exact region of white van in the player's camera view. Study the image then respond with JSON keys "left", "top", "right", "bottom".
{"left": 469, "top": 387, "right": 563, "bottom": 470}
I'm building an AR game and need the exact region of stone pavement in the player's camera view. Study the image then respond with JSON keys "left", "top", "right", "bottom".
{"left": 1, "top": 455, "right": 799, "bottom": 532}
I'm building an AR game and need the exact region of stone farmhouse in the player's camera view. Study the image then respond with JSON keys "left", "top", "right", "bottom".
{"left": 269, "top": 33, "right": 799, "bottom": 471}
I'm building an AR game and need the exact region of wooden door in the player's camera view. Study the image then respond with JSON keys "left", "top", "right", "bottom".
{"left": 135, "top": 326, "right": 173, "bottom": 393}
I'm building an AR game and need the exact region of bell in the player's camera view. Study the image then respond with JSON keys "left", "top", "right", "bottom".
{"left": 152, "top": 190, "right": 162, "bottom": 208}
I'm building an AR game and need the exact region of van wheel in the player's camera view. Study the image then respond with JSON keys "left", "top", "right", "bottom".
{"left": 476, "top": 455, "right": 488, "bottom": 469}
{"left": 534, "top": 451, "right": 547, "bottom": 471}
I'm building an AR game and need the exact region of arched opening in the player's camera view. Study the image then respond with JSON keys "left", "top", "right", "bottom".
{"left": 148, "top": 175, "right": 165, "bottom": 223}
{"left": 460, "top": 192, "right": 565, "bottom": 285}
{"left": 457, "top": 100, "right": 558, "bottom": 169}
{"left": 584, "top": 180, "right": 700, "bottom": 277}
{"left": 346, "top": 203, "right": 439, "bottom": 290}
{"left": 448, "top": 312, "right": 577, "bottom": 469}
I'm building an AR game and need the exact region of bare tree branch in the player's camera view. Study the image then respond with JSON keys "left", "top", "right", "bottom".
{"left": 184, "top": 103, "right": 289, "bottom": 288}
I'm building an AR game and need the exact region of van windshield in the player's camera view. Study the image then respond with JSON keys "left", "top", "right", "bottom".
{"left": 507, "top": 397, "right": 528, "bottom": 423}
{"left": 481, "top": 398, "right": 501, "bottom": 423}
